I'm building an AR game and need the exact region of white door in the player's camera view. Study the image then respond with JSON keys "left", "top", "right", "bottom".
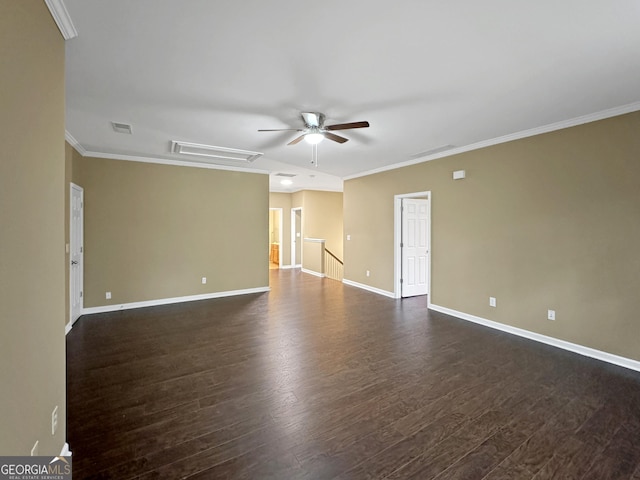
{"left": 70, "top": 184, "right": 84, "bottom": 323}
{"left": 402, "top": 198, "right": 429, "bottom": 297}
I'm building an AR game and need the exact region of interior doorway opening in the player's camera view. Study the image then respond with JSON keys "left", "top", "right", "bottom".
{"left": 269, "top": 208, "right": 283, "bottom": 269}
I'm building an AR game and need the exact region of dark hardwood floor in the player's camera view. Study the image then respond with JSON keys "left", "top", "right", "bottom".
{"left": 67, "top": 269, "right": 640, "bottom": 479}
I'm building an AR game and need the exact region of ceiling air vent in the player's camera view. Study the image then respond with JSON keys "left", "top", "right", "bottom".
{"left": 275, "top": 173, "right": 297, "bottom": 178}
{"left": 171, "top": 141, "right": 263, "bottom": 162}
{"left": 409, "top": 144, "right": 456, "bottom": 159}
{"left": 111, "top": 122, "right": 132, "bottom": 134}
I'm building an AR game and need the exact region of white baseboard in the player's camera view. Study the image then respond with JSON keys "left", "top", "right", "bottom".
{"left": 342, "top": 278, "right": 396, "bottom": 299}
{"left": 82, "top": 286, "right": 270, "bottom": 315}
{"left": 60, "top": 442, "right": 71, "bottom": 456}
{"left": 428, "top": 303, "right": 640, "bottom": 373}
{"left": 279, "top": 265, "right": 296, "bottom": 270}
{"left": 301, "top": 268, "right": 325, "bottom": 278}
{"left": 65, "top": 321, "right": 72, "bottom": 335}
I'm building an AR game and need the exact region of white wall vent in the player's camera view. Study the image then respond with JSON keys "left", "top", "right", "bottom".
{"left": 111, "top": 122, "right": 132, "bottom": 134}
{"left": 275, "top": 173, "right": 297, "bottom": 177}
{"left": 171, "top": 141, "right": 263, "bottom": 162}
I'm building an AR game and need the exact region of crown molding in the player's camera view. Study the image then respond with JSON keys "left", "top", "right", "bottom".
{"left": 44, "top": 0, "right": 78, "bottom": 40}
{"left": 81, "top": 150, "right": 271, "bottom": 175}
{"left": 65, "top": 130, "right": 86, "bottom": 155}
{"left": 344, "top": 101, "right": 640, "bottom": 181}
{"left": 66, "top": 129, "right": 275, "bottom": 175}
{"left": 65, "top": 131, "right": 269, "bottom": 174}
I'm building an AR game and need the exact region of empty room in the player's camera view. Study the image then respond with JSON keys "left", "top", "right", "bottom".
{"left": 2, "top": 1, "right": 640, "bottom": 479}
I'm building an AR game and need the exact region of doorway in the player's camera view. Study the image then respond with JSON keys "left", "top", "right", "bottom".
{"left": 269, "top": 208, "right": 283, "bottom": 269}
{"left": 291, "top": 207, "right": 302, "bottom": 267}
{"left": 394, "top": 192, "right": 431, "bottom": 298}
{"left": 70, "top": 183, "right": 84, "bottom": 324}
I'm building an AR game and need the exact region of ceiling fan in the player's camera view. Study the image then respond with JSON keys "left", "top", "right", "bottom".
{"left": 258, "top": 112, "right": 369, "bottom": 145}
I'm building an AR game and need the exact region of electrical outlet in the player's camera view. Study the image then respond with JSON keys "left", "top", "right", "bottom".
{"left": 548, "top": 309, "right": 556, "bottom": 321}
{"left": 489, "top": 297, "right": 497, "bottom": 307}
{"left": 31, "top": 440, "right": 39, "bottom": 456}
{"left": 201, "top": 277, "right": 207, "bottom": 284}
{"left": 52, "top": 405, "right": 58, "bottom": 435}
{"left": 366, "top": 270, "right": 370, "bottom": 277}
{"left": 105, "top": 291, "right": 111, "bottom": 300}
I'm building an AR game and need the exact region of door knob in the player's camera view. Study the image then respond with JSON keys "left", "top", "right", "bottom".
{"left": 71, "top": 261, "right": 78, "bottom": 265}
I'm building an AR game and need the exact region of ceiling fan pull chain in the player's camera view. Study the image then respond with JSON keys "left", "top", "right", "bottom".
{"left": 312, "top": 143, "right": 318, "bottom": 168}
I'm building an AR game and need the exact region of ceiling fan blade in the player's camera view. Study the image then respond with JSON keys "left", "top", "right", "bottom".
{"left": 323, "top": 132, "right": 349, "bottom": 144}
{"left": 325, "top": 121, "right": 370, "bottom": 131}
{"left": 258, "top": 128, "right": 303, "bottom": 132}
{"left": 301, "top": 112, "right": 323, "bottom": 128}
{"left": 287, "top": 134, "right": 307, "bottom": 145}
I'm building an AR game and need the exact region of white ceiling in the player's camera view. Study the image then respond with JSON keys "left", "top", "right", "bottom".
{"left": 64, "top": 0, "right": 640, "bottom": 192}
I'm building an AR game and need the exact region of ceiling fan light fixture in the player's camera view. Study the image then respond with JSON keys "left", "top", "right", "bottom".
{"left": 304, "top": 133, "right": 324, "bottom": 145}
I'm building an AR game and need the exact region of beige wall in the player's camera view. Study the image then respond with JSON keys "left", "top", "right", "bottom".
{"left": 345, "top": 111, "right": 640, "bottom": 361}
{"left": 302, "top": 240, "right": 325, "bottom": 274}
{"left": 0, "top": 0, "right": 67, "bottom": 455}
{"left": 73, "top": 156, "right": 269, "bottom": 307}
{"left": 300, "top": 191, "right": 344, "bottom": 260}
{"left": 269, "top": 190, "right": 343, "bottom": 267}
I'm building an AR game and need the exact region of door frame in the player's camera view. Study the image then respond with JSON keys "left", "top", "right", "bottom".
{"left": 69, "top": 182, "right": 84, "bottom": 327}
{"left": 394, "top": 191, "right": 431, "bottom": 299}
{"left": 269, "top": 207, "right": 283, "bottom": 268}
{"left": 291, "top": 207, "right": 302, "bottom": 267}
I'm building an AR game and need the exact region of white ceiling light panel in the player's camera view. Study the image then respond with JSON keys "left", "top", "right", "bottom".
{"left": 170, "top": 141, "right": 263, "bottom": 163}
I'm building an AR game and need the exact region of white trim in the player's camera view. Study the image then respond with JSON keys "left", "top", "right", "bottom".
{"left": 65, "top": 131, "right": 86, "bottom": 156}
{"left": 82, "top": 286, "right": 270, "bottom": 315}
{"left": 302, "top": 268, "right": 325, "bottom": 278}
{"left": 344, "top": 101, "right": 640, "bottom": 181}
{"left": 83, "top": 150, "right": 271, "bottom": 175}
{"left": 342, "top": 279, "right": 396, "bottom": 299}
{"left": 60, "top": 443, "right": 72, "bottom": 457}
{"left": 65, "top": 131, "right": 271, "bottom": 175}
{"left": 65, "top": 321, "right": 72, "bottom": 335}
{"left": 303, "top": 238, "right": 325, "bottom": 243}
{"left": 394, "top": 191, "right": 431, "bottom": 299}
{"left": 279, "top": 264, "right": 297, "bottom": 270}
{"left": 44, "top": 0, "right": 78, "bottom": 40}
{"left": 428, "top": 303, "right": 640, "bottom": 373}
